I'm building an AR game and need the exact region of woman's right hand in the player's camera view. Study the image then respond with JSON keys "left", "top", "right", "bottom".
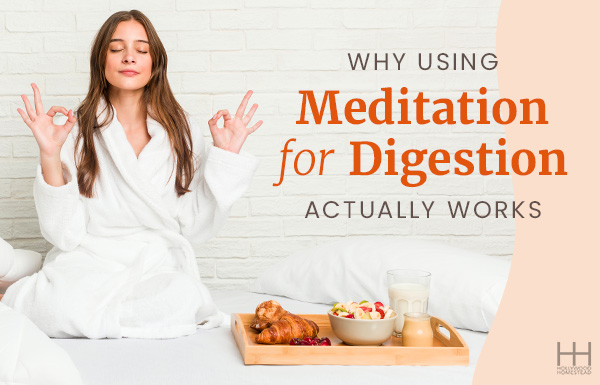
{"left": 17, "top": 83, "right": 77, "bottom": 159}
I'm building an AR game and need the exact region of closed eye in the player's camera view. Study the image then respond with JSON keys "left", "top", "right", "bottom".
{"left": 109, "top": 49, "right": 147, "bottom": 53}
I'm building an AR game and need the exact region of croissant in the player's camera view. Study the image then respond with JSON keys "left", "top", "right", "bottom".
{"left": 255, "top": 313, "right": 319, "bottom": 344}
{"left": 250, "top": 300, "right": 289, "bottom": 331}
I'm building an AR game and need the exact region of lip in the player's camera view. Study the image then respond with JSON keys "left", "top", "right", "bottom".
{"left": 119, "top": 70, "right": 139, "bottom": 76}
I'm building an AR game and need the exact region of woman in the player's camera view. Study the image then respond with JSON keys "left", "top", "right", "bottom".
{"left": 0, "top": 10, "right": 262, "bottom": 339}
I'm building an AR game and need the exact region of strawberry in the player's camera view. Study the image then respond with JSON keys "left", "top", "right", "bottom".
{"left": 376, "top": 308, "right": 385, "bottom": 319}
{"left": 374, "top": 302, "right": 384, "bottom": 308}
{"left": 346, "top": 314, "right": 355, "bottom": 319}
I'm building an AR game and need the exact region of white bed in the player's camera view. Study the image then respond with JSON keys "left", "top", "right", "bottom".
{"left": 53, "top": 290, "right": 487, "bottom": 385}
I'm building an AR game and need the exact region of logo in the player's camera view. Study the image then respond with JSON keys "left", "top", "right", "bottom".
{"left": 556, "top": 342, "right": 592, "bottom": 375}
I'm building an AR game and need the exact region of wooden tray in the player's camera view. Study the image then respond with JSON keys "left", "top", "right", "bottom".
{"left": 231, "top": 313, "right": 469, "bottom": 366}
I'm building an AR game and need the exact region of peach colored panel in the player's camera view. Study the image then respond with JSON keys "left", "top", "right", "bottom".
{"left": 473, "top": 0, "right": 600, "bottom": 384}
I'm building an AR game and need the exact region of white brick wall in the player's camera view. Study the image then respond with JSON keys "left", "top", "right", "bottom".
{"left": 0, "top": 0, "right": 511, "bottom": 290}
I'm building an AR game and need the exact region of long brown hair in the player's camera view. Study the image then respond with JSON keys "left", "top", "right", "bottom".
{"left": 75, "top": 10, "right": 194, "bottom": 198}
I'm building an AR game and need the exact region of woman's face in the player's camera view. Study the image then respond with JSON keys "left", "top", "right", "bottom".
{"left": 105, "top": 20, "right": 152, "bottom": 92}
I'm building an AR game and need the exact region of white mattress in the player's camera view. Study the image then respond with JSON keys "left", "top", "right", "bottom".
{"left": 54, "top": 290, "right": 487, "bottom": 385}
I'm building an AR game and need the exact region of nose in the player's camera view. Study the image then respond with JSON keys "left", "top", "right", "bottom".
{"left": 122, "top": 51, "right": 136, "bottom": 64}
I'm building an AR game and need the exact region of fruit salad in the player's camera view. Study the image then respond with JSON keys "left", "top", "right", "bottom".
{"left": 329, "top": 300, "right": 395, "bottom": 320}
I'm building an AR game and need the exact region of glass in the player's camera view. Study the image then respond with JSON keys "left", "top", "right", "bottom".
{"left": 387, "top": 269, "right": 431, "bottom": 337}
{"left": 401, "top": 312, "right": 433, "bottom": 347}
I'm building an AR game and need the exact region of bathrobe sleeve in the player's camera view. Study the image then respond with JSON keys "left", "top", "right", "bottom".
{"left": 177, "top": 119, "right": 259, "bottom": 244}
{"left": 33, "top": 126, "right": 87, "bottom": 251}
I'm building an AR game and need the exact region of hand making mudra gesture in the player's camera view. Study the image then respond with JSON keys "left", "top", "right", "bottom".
{"left": 208, "top": 90, "right": 263, "bottom": 154}
{"left": 17, "top": 83, "right": 262, "bottom": 180}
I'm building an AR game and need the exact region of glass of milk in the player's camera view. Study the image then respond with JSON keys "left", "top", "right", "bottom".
{"left": 387, "top": 269, "right": 431, "bottom": 337}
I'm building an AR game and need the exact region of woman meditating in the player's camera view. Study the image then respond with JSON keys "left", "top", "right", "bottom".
{"left": 1, "top": 10, "right": 262, "bottom": 339}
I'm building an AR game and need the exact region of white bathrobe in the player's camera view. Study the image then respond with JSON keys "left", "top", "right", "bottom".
{"left": 1, "top": 99, "right": 258, "bottom": 339}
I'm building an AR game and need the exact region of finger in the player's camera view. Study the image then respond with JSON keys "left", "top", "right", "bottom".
{"left": 31, "top": 83, "right": 44, "bottom": 116}
{"left": 16, "top": 108, "right": 33, "bottom": 127}
{"left": 243, "top": 103, "right": 258, "bottom": 125}
{"left": 235, "top": 90, "right": 253, "bottom": 119}
{"left": 62, "top": 109, "right": 76, "bottom": 133}
{"left": 21, "top": 94, "right": 36, "bottom": 121}
{"left": 208, "top": 111, "right": 222, "bottom": 131}
{"left": 248, "top": 120, "right": 263, "bottom": 134}
{"left": 218, "top": 109, "right": 231, "bottom": 121}
{"left": 47, "top": 106, "right": 68, "bottom": 117}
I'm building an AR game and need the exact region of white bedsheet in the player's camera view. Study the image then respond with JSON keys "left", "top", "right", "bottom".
{"left": 54, "top": 291, "right": 487, "bottom": 385}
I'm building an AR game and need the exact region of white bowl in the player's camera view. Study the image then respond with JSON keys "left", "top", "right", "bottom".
{"left": 328, "top": 312, "right": 397, "bottom": 346}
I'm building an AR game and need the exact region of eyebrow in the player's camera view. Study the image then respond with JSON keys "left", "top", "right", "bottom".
{"left": 110, "top": 38, "right": 149, "bottom": 44}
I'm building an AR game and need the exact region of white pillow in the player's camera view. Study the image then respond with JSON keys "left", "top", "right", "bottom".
{"left": 0, "top": 238, "right": 14, "bottom": 278}
{"left": 251, "top": 237, "right": 510, "bottom": 332}
{"left": 1, "top": 238, "right": 43, "bottom": 294}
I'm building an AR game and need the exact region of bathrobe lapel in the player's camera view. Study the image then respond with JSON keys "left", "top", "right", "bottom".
{"left": 95, "top": 99, "right": 200, "bottom": 278}
{"left": 97, "top": 100, "right": 178, "bottom": 231}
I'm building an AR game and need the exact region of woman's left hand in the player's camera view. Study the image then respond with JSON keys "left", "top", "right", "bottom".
{"left": 208, "top": 90, "right": 262, "bottom": 154}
